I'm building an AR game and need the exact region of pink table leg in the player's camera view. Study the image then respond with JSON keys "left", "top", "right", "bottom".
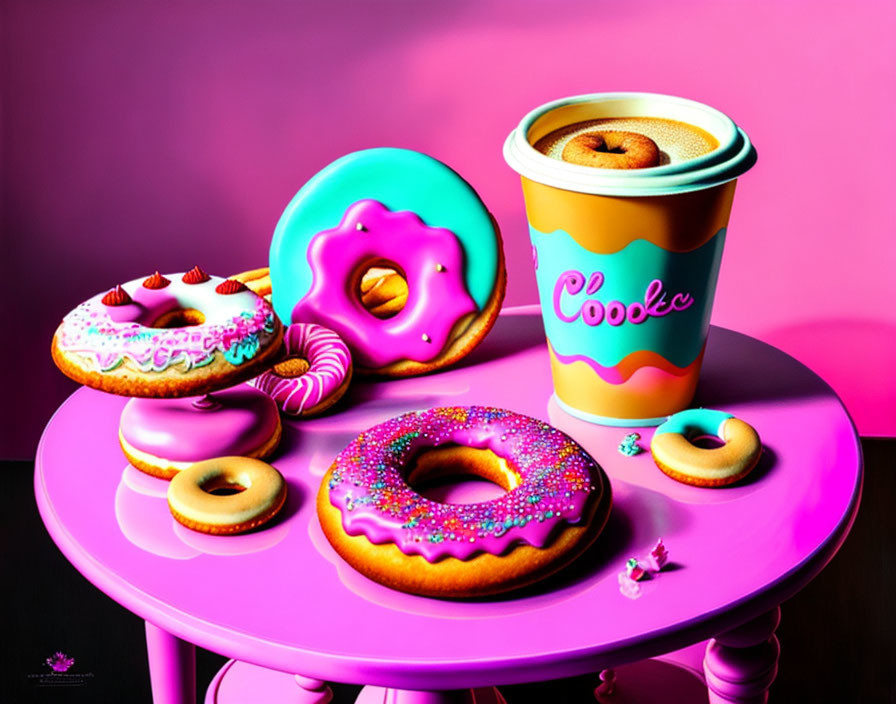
{"left": 145, "top": 621, "right": 196, "bottom": 704}
{"left": 703, "top": 607, "right": 781, "bottom": 704}
{"left": 295, "top": 673, "right": 336, "bottom": 703}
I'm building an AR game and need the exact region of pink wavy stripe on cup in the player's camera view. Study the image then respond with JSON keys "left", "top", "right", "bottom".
{"left": 252, "top": 323, "right": 351, "bottom": 416}
{"left": 550, "top": 346, "right": 697, "bottom": 384}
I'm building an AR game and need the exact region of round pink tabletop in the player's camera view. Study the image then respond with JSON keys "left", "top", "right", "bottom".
{"left": 35, "top": 311, "right": 862, "bottom": 691}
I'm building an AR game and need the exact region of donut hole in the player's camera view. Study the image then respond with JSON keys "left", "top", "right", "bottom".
{"left": 272, "top": 356, "right": 310, "bottom": 378}
{"left": 207, "top": 485, "right": 245, "bottom": 497}
{"left": 357, "top": 263, "right": 409, "bottom": 319}
{"left": 200, "top": 474, "right": 250, "bottom": 496}
{"left": 593, "top": 139, "right": 627, "bottom": 155}
{"left": 406, "top": 445, "right": 518, "bottom": 505}
{"left": 151, "top": 308, "right": 206, "bottom": 329}
{"left": 575, "top": 131, "right": 629, "bottom": 155}
{"left": 690, "top": 434, "right": 726, "bottom": 450}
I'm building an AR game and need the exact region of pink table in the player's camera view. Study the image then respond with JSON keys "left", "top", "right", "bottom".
{"left": 35, "top": 310, "right": 862, "bottom": 704}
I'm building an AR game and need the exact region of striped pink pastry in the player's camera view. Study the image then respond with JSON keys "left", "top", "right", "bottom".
{"left": 252, "top": 323, "right": 353, "bottom": 417}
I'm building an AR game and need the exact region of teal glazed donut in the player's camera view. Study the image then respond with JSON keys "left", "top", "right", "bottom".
{"left": 269, "top": 148, "right": 505, "bottom": 377}
{"left": 650, "top": 408, "right": 762, "bottom": 487}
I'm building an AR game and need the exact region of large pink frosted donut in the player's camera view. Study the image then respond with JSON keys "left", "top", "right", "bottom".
{"left": 317, "top": 406, "right": 612, "bottom": 597}
{"left": 252, "top": 324, "right": 352, "bottom": 417}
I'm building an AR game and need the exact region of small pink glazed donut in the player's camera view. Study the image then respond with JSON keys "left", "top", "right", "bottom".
{"left": 119, "top": 385, "right": 282, "bottom": 479}
{"left": 252, "top": 324, "right": 353, "bottom": 417}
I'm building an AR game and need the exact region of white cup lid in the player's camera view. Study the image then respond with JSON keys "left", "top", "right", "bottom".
{"left": 504, "top": 93, "right": 756, "bottom": 196}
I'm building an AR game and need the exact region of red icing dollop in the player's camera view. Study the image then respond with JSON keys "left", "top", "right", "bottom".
{"left": 182, "top": 266, "right": 211, "bottom": 284}
{"left": 216, "top": 279, "right": 249, "bottom": 295}
{"left": 101, "top": 285, "right": 132, "bottom": 306}
{"left": 142, "top": 271, "right": 171, "bottom": 289}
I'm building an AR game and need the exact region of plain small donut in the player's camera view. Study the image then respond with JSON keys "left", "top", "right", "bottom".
{"left": 650, "top": 409, "right": 761, "bottom": 487}
{"left": 252, "top": 323, "right": 353, "bottom": 417}
{"left": 561, "top": 130, "right": 660, "bottom": 170}
{"left": 167, "top": 457, "right": 287, "bottom": 534}
{"left": 317, "top": 406, "right": 611, "bottom": 597}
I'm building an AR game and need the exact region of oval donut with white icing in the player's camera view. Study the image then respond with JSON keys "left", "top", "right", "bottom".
{"left": 51, "top": 268, "right": 284, "bottom": 398}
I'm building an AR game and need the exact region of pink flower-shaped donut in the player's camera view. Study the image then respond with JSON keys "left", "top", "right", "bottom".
{"left": 269, "top": 149, "right": 506, "bottom": 378}
{"left": 252, "top": 323, "right": 352, "bottom": 417}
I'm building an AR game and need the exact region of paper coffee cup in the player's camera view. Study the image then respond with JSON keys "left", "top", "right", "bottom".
{"left": 504, "top": 93, "right": 756, "bottom": 425}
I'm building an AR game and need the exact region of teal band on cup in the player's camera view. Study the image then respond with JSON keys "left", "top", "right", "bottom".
{"left": 531, "top": 224, "right": 727, "bottom": 371}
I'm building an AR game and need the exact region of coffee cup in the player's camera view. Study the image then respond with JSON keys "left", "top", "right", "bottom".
{"left": 504, "top": 93, "right": 756, "bottom": 425}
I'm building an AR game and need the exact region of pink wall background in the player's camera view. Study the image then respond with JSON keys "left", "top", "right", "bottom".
{"left": 4, "top": 0, "right": 894, "bottom": 458}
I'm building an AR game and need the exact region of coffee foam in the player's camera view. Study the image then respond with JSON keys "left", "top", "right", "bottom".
{"left": 533, "top": 117, "right": 719, "bottom": 167}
